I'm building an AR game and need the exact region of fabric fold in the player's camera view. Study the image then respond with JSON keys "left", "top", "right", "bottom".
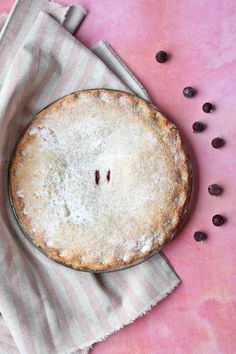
{"left": 92, "top": 40, "right": 151, "bottom": 101}
{"left": 0, "top": 0, "right": 86, "bottom": 89}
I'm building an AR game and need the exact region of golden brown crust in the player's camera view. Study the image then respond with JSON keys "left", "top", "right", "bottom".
{"left": 9, "top": 89, "right": 192, "bottom": 271}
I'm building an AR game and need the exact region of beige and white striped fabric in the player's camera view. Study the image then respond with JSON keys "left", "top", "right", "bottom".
{"left": 0, "top": 1, "right": 180, "bottom": 353}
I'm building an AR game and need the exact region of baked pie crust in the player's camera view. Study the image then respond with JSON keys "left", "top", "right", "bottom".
{"left": 9, "top": 90, "right": 191, "bottom": 271}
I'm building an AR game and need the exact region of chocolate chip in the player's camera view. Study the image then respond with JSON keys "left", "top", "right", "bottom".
{"left": 211, "top": 137, "right": 225, "bottom": 148}
{"left": 192, "top": 121, "right": 206, "bottom": 133}
{"left": 155, "top": 51, "right": 168, "bottom": 63}
{"left": 183, "top": 86, "right": 195, "bottom": 98}
{"left": 194, "top": 231, "right": 207, "bottom": 242}
{"left": 208, "top": 184, "right": 223, "bottom": 196}
{"left": 212, "top": 214, "right": 225, "bottom": 226}
{"left": 202, "top": 102, "right": 214, "bottom": 113}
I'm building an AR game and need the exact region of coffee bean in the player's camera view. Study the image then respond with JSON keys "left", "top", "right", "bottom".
{"left": 183, "top": 86, "right": 195, "bottom": 98}
{"left": 192, "top": 121, "right": 206, "bottom": 133}
{"left": 211, "top": 137, "right": 225, "bottom": 148}
{"left": 212, "top": 214, "right": 225, "bottom": 226}
{"left": 208, "top": 184, "right": 223, "bottom": 196}
{"left": 155, "top": 51, "right": 168, "bottom": 63}
{"left": 202, "top": 102, "right": 214, "bottom": 113}
{"left": 194, "top": 231, "right": 207, "bottom": 242}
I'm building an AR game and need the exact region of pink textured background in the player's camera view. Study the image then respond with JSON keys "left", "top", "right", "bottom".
{"left": 1, "top": 1, "right": 236, "bottom": 353}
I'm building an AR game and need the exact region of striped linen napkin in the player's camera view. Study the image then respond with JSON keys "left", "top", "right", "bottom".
{"left": 0, "top": 1, "right": 180, "bottom": 353}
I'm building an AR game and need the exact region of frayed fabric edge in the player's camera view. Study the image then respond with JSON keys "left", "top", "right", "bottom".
{"left": 65, "top": 277, "right": 181, "bottom": 354}
{"left": 48, "top": 0, "right": 72, "bottom": 27}
{"left": 50, "top": 0, "right": 87, "bottom": 16}
{"left": 49, "top": 1, "right": 87, "bottom": 31}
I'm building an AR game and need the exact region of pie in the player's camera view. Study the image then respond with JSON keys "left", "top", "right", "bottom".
{"left": 9, "top": 89, "right": 191, "bottom": 271}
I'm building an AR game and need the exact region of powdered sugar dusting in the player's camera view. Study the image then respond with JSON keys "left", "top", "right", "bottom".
{"left": 20, "top": 150, "right": 27, "bottom": 156}
{"left": 99, "top": 92, "right": 114, "bottom": 103}
{"left": 28, "top": 127, "right": 38, "bottom": 136}
{"left": 118, "top": 95, "right": 130, "bottom": 107}
{"left": 16, "top": 189, "right": 24, "bottom": 198}
{"left": 60, "top": 250, "right": 69, "bottom": 257}
{"left": 22, "top": 208, "right": 28, "bottom": 215}
{"left": 12, "top": 91, "right": 190, "bottom": 268}
{"left": 140, "top": 239, "right": 153, "bottom": 254}
{"left": 45, "top": 239, "right": 57, "bottom": 248}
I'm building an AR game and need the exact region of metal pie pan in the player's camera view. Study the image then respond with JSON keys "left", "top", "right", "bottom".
{"left": 8, "top": 89, "right": 193, "bottom": 273}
